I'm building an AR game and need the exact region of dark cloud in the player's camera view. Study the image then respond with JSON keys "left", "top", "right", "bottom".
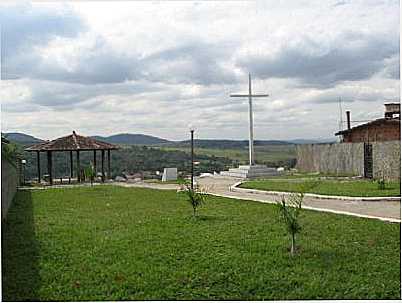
{"left": 332, "top": 1, "right": 348, "bottom": 7}
{"left": 308, "top": 87, "right": 395, "bottom": 104}
{"left": 237, "top": 31, "right": 399, "bottom": 88}
{"left": 0, "top": 3, "right": 238, "bottom": 86}
{"left": 2, "top": 9, "right": 238, "bottom": 86}
{"left": 1, "top": 3, "right": 86, "bottom": 77}
{"left": 33, "top": 42, "right": 140, "bottom": 85}
{"left": 142, "top": 42, "right": 239, "bottom": 85}
{"left": 381, "top": 55, "right": 400, "bottom": 79}
{"left": 27, "top": 80, "right": 167, "bottom": 108}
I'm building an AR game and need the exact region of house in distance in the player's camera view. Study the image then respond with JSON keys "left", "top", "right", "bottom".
{"left": 335, "top": 103, "right": 400, "bottom": 143}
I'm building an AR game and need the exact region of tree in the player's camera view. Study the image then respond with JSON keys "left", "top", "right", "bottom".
{"left": 276, "top": 193, "right": 304, "bottom": 255}
{"left": 1, "top": 135, "right": 21, "bottom": 167}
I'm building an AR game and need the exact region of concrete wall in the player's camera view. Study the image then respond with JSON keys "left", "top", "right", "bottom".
{"left": 1, "top": 157, "right": 19, "bottom": 220}
{"left": 296, "top": 141, "right": 400, "bottom": 180}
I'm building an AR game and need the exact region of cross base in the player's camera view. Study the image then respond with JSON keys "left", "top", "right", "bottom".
{"left": 220, "top": 164, "right": 282, "bottom": 179}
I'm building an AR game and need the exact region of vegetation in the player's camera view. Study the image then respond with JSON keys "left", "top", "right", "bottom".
{"left": 276, "top": 193, "right": 304, "bottom": 255}
{"left": 158, "top": 144, "right": 296, "bottom": 168}
{"left": 179, "top": 182, "right": 208, "bottom": 217}
{"left": 2, "top": 186, "right": 400, "bottom": 300}
{"left": 19, "top": 145, "right": 236, "bottom": 181}
{"left": 1, "top": 135, "right": 21, "bottom": 166}
{"left": 84, "top": 163, "right": 96, "bottom": 185}
{"left": 162, "top": 139, "right": 293, "bottom": 149}
{"left": 240, "top": 179, "right": 401, "bottom": 197}
{"left": 377, "top": 179, "right": 386, "bottom": 190}
{"left": 144, "top": 178, "right": 185, "bottom": 184}
{"left": 261, "top": 171, "right": 357, "bottom": 179}
{"left": 17, "top": 142, "right": 296, "bottom": 182}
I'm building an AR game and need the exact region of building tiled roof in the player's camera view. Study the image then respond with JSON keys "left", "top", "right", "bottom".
{"left": 335, "top": 118, "right": 400, "bottom": 136}
{"left": 25, "top": 131, "right": 119, "bottom": 151}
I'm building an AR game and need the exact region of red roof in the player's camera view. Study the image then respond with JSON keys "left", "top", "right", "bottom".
{"left": 335, "top": 118, "right": 400, "bottom": 136}
{"left": 25, "top": 131, "right": 119, "bottom": 151}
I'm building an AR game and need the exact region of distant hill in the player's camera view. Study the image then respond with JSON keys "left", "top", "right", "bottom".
{"left": 3, "top": 132, "right": 44, "bottom": 145}
{"left": 92, "top": 133, "right": 171, "bottom": 145}
{"left": 3, "top": 131, "right": 336, "bottom": 147}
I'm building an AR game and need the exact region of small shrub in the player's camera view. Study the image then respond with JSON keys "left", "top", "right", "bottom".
{"left": 377, "top": 179, "right": 386, "bottom": 190}
{"left": 84, "top": 162, "right": 96, "bottom": 185}
{"left": 276, "top": 193, "right": 304, "bottom": 255}
{"left": 179, "top": 181, "right": 207, "bottom": 217}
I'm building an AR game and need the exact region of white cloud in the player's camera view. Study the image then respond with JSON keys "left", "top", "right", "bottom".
{"left": 1, "top": 0, "right": 399, "bottom": 141}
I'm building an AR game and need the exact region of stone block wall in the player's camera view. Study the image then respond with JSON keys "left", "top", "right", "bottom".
{"left": 296, "top": 141, "right": 400, "bottom": 180}
{"left": 1, "top": 157, "right": 19, "bottom": 220}
{"left": 372, "top": 141, "right": 401, "bottom": 180}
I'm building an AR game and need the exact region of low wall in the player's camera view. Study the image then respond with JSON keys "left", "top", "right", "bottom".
{"left": 296, "top": 141, "right": 400, "bottom": 180}
{"left": 1, "top": 157, "right": 19, "bottom": 220}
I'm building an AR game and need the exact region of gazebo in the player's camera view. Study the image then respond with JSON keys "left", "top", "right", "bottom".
{"left": 25, "top": 131, "right": 119, "bottom": 185}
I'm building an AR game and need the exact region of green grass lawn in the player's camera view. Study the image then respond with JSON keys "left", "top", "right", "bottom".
{"left": 2, "top": 186, "right": 400, "bottom": 300}
{"left": 143, "top": 178, "right": 185, "bottom": 185}
{"left": 262, "top": 172, "right": 357, "bottom": 179}
{"left": 240, "top": 179, "right": 401, "bottom": 197}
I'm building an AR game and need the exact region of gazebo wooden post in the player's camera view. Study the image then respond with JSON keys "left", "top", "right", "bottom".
{"left": 24, "top": 131, "right": 118, "bottom": 185}
{"left": 93, "top": 150, "right": 97, "bottom": 174}
{"left": 101, "top": 150, "right": 105, "bottom": 182}
{"left": 76, "top": 150, "right": 81, "bottom": 183}
{"left": 70, "top": 151, "right": 73, "bottom": 180}
{"left": 107, "top": 149, "right": 111, "bottom": 180}
{"left": 37, "top": 151, "right": 41, "bottom": 183}
{"left": 47, "top": 151, "right": 53, "bottom": 185}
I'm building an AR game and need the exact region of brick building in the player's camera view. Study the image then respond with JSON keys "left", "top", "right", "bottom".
{"left": 335, "top": 103, "right": 400, "bottom": 143}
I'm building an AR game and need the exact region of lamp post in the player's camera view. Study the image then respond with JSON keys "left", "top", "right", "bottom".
{"left": 21, "top": 159, "right": 26, "bottom": 185}
{"left": 190, "top": 127, "right": 194, "bottom": 190}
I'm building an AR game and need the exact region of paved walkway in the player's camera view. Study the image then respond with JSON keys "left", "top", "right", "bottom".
{"left": 117, "top": 176, "right": 401, "bottom": 222}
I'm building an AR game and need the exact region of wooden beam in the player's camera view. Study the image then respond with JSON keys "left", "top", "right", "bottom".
{"left": 107, "top": 149, "right": 111, "bottom": 180}
{"left": 37, "top": 151, "right": 41, "bottom": 183}
{"left": 77, "top": 150, "right": 81, "bottom": 183}
{"left": 70, "top": 151, "right": 73, "bottom": 179}
{"left": 101, "top": 150, "right": 105, "bottom": 182}
{"left": 47, "top": 151, "right": 53, "bottom": 185}
{"left": 93, "top": 150, "right": 97, "bottom": 174}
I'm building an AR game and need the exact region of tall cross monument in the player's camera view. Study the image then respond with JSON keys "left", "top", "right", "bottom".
{"left": 230, "top": 73, "right": 269, "bottom": 166}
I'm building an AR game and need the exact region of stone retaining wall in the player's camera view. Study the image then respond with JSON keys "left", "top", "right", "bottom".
{"left": 1, "top": 157, "right": 19, "bottom": 220}
{"left": 296, "top": 141, "right": 400, "bottom": 180}
{"left": 372, "top": 141, "right": 401, "bottom": 180}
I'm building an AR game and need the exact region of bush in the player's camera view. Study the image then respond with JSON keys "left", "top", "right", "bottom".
{"left": 1, "top": 136, "right": 20, "bottom": 167}
{"left": 276, "top": 193, "right": 304, "bottom": 255}
{"left": 179, "top": 181, "right": 207, "bottom": 217}
{"left": 377, "top": 179, "right": 386, "bottom": 190}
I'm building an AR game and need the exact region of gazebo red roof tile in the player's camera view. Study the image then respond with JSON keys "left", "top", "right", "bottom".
{"left": 25, "top": 131, "right": 119, "bottom": 151}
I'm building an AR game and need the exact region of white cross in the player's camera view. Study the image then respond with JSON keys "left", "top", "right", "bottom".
{"left": 230, "top": 73, "right": 269, "bottom": 166}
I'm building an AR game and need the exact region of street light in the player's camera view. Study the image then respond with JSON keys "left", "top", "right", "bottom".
{"left": 189, "top": 124, "right": 195, "bottom": 190}
{"left": 21, "top": 159, "right": 26, "bottom": 185}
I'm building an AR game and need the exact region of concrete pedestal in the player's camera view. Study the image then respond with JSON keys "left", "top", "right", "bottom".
{"left": 220, "top": 164, "right": 281, "bottom": 179}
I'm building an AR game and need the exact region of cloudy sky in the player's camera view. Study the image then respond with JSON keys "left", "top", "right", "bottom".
{"left": 1, "top": 0, "right": 399, "bottom": 141}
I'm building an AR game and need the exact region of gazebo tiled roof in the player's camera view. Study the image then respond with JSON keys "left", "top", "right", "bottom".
{"left": 25, "top": 131, "right": 118, "bottom": 151}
